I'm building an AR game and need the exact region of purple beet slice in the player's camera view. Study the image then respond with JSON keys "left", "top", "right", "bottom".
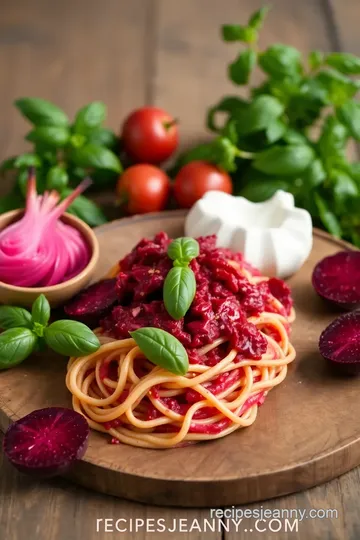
{"left": 319, "top": 312, "right": 360, "bottom": 375}
{"left": 312, "top": 251, "right": 360, "bottom": 309}
{"left": 3, "top": 407, "right": 89, "bottom": 477}
{"left": 64, "top": 278, "right": 118, "bottom": 326}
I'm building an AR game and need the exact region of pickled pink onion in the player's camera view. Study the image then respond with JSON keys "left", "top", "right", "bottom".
{"left": 0, "top": 169, "right": 92, "bottom": 287}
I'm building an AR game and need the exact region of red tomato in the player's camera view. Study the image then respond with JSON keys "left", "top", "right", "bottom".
{"left": 173, "top": 161, "right": 233, "bottom": 208}
{"left": 121, "top": 107, "right": 178, "bottom": 164}
{"left": 116, "top": 164, "right": 170, "bottom": 214}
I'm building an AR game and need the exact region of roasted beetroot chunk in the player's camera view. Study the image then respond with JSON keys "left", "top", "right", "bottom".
{"left": 3, "top": 408, "right": 89, "bottom": 477}
{"left": 312, "top": 251, "right": 360, "bottom": 309}
{"left": 319, "top": 312, "right": 360, "bottom": 375}
{"left": 64, "top": 278, "right": 118, "bottom": 326}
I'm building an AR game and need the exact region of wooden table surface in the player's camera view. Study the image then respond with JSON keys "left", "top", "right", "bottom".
{"left": 0, "top": 1, "right": 359, "bottom": 539}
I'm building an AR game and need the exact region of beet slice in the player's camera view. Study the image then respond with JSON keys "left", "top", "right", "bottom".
{"left": 312, "top": 251, "right": 360, "bottom": 309}
{"left": 319, "top": 312, "right": 360, "bottom": 375}
{"left": 64, "top": 278, "right": 118, "bottom": 326}
{"left": 3, "top": 407, "right": 89, "bottom": 477}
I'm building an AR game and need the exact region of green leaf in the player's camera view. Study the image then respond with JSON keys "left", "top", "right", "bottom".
{"left": 313, "top": 69, "right": 359, "bottom": 106}
{"left": 326, "top": 52, "right": 360, "bottom": 75}
{"left": 259, "top": 44, "right": 302, "bottom": 79}
{"left": 0, "top": 156, "right": 18, "bottom": 172}
{"left": 265, "top": 119, "right": 286, "bottom": 143}
{"left": 337, "top": 101, "right": 360, "bottom": 140}
{"left": 14, "top": 97, "right": 69, "bottom": 127}
{"left": 14, "top": 153, "right": 41, "bottom": 168}
{"left": 26, "top": 126, "right": 70, "bottom": 147}
{"left": 303, "top": 159, "right": 326, "bottom": 188}
{"left": 333, "top": 170, "right": 358, "bottom": 212}
{"left": 130, "top": 327, "right": 189, "bottom": 376}
{"left": 253, "top": 145, "right": 314, "bottom": 175}
{"left": 0, "top": 192, "right": 24, "bottom": 214}
{"left": 167, "top": 237, "right": 199, "bottom": 265}
{"left": 221, "top": 25, "right": 257, "bottom": 43}
{"left": 64, "top": 192, "right": 108, "bottom": 227}
{"left": 308, "top": 50, "right": 324, "bottom": 70}
{"left": 228, "top": 49, "right": 256, "bottom": 85}
{"left": 0, "top": 306, "right": 32, "bottom": 330}
{"left": 239, "top": 177, "right": 289, "bottom": 202}
{"left": 283, "top": 129, "right": 308, "bottom": 145}
{"left": 314, "top": 193, "right": 342, "bottom": 237}
{"left": 46, "top": 166, "right": 69, "bottom": 191}
{"left": 318, "top": 116, "right": 348, "bottom": 169}
{"left": 44, "top": 320, "right": 100, "bottom": 356}
{"left": 235, "top": 95, "right": 284, "bottom": 136}
{"left": 72, "top": 144, "right": 122, "bottom": 173}
{"left": 87, "top": 128, "right": 118, "bottom": 148}
{"left": 207, "top": 96, "right": 248, "bottom": 133}
{"left": 349, "top": 162, "right": 360, "bottom": 183}
{"left": 164, "top": 267, "right": 196, "bottom": 320}
{"left": 31, "top": 294, "right": 50, "bottom": 328}
{"left": 74, "top": 102, "right": 107, "bottom": 134}
{"left": 174, "top": 136, "right": 239, "bottom": 173}
{"left": 248, "top": 6, "right": 270, "bottom": 30}
{"left": 17, "top": 169, "right": 29, "bottom": 197}
{"left": 0, "top": 328, "right": 37, "bottom": 370}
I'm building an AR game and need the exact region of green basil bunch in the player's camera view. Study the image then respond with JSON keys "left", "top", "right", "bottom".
{"left": 163, "top": 237, "right": 199, "bottom": 320}
{"left": 0, "top": 98, "right": 122, "bottom": 227}
{"left": 174, "top": 6, "right": 360, "bottom": 246}
{"left": 0, "top": 294, "right": 100, "bottom": 370}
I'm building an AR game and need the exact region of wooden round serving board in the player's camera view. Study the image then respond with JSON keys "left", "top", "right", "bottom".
{"left": 0, "top": 210, "right": 359, "bottom": 507}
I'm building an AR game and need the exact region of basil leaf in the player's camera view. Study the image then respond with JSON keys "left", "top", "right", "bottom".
{"left": 283, "top": 129, "right": 308, "bottom": 146}
{"left": 303, "top": 159, "right": 326, "bottom": 188}
{"left": 253, "top": 145, "right": 315, "bottom": 175}
{"left": 87, "top": 128, "right": 118, "bottom": 149}
{"left": 308, "top": 50, "right": 324, "bottom": 71}
{"left": 0, "top": 156, "right": 17, "bottom": 172}
{"left": 248, "top": 6, "right": 269, "bottom": 30}
{"left": 64, "top": 192, "right": 107, "bottom": 227}
{"left": 235, "top": 95, "right": 284, "bottom": 136}
{"left": 326, "top": 53, "right": 360, "bottom": 75}
{"left": 26, "top": 126, "right": 70, "bottom": 147}
{"left": 74, "top": 102, "right": 107, "bottom": 134}
{"left": 174, "top": 136, "right": 238, "bottom": 172}
{"left": 318, "top": 116, "right": 348, "bottom": 171}
{"left": 164, "top": 267, "right": 196, "bottom": 321}
{"left": 314, "top": 193, "right": 342, "bottom": 237}
{"left": 0, "top": 192, "right": 24, "bottom": 214}
{"left": 221, "top": 25, "right": 257, "bottom": 43}
{"left": 313, "top": 70, "right": 359, "bottom": 107}
{"left": 167, "top": 237, "right": 199, "bottom": 264}
{"left": 72, "top": 144, "right": 122, "bottom": 173}
{"left": 265, "top": 119, "right": 286, "bottom": 144}
{"left": 130, "top": 327, "right": 189, "bottom": 376}
{"left": 44, "top": 320, "right": 100, "bottom": 356}
{"left": 0, "top": 306, "right": 32, "bottom": 330}
{"left": 46, "top": 166, "right": 69, "bottom": 191}
{"left": 14, "top": 153, "right": 41, "bottom": 168}
{"left": 31, "top": 294, "right": 50, "bottom": 327}
{"left": 239, "top": 178, "right": 290, "bottom": 202}
{"left": 207, "top": 96, "right": 248, "bottom": 133}
{"left": 0, "top": 328, "right": 37, "bottom": 370}
{"left": 228, "top": 49, "right": 256, "bottom": 85}
{"left": 14, "top": 97, "right": 69, "bottom": 127}
{"left": 259, "top": 44, "right": 303, "bottom": 79}
{"left": 333, "top": 170, "right": 358, "bottom": 213}
{"left": 337, "top": 101, "right": 360, "bottom": 141}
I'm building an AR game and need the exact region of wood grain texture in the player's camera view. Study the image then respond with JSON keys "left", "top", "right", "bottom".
{"left": 1, "top": 212, "right": 360, "bottom": 509}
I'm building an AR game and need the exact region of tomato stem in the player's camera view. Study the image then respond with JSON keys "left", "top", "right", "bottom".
{"left": 163, "top": 118, "right": 179, "bottom": 131}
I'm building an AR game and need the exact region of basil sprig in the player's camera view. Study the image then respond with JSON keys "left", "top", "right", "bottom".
{"left": 163, "top": 237, "right": 199, "bottom": 320}
{"left": 0, "top": 294, "right": 100, "bottom": 370}
{"left": 130, "top": 328, "right": 189, "bottom": 376}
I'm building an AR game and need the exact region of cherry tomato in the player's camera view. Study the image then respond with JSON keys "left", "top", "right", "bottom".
{"left": 173, "top": 161, "right": 233, "bottom": 208}
{"left": 116, "top": 164, "right": 170, "bottom": 214}
{"left": 121, "top": 107, "right": 178, "bottom": 164}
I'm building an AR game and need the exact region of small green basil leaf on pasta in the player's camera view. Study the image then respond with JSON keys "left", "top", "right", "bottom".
{"left": 167, "top": 237, "right": 199, "bottom": 265}
{"left": 0, "top": 306, "right": 32, "bottom": 330}
{"left": 0, "top": 328, "right": 37, "bottom": 370}
{"left": 130, "top": 327, "right": 189, "bottom": 376}
{"left": 44, "top": 320, "right": 100, "bottom": 356}
{"left": 163, "top": 266, "right": 196, "bottom": 320}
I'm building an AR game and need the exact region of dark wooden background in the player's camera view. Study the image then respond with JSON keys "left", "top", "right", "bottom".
{"left": 0, "top": 0, "right": 359, "bottom": 538}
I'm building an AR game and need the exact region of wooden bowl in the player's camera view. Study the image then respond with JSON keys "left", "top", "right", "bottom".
{"left": 0, "top": 209, "right": 99, "bottom": 308}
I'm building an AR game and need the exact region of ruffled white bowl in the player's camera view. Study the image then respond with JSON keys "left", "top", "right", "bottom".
{"left": 185, "top": 190, "right": 312, "bottom": 278}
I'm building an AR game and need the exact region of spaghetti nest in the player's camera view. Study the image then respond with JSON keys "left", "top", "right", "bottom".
{"left": 66, "top": 272, "right": 296, "bottom": 449}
